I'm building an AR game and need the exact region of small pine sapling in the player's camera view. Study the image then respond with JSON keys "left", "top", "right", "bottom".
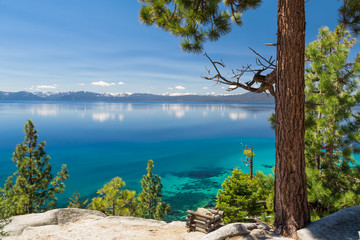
{"left": 138, "top": 160, "right": 170, "bottom": 220}
{"left": 67, "top": 191, "right": 89, "bottom": 209}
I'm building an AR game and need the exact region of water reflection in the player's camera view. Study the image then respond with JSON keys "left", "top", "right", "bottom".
{"left": 92, "top": 113, "right": 125, "bottom": 123}
{"left": 15, "top": 102, "right": 275, "bottom": 123}
{"left": 30, "top": 104, "right": 58, "bottom": 117}
{"left": 162, "top": 104, "right": 189, "bottom": 119}
{"left": 229, "top": 112, "right": 248, "bottom": 120}
{"left": 92, "top": 113, "right": 115, "bottom": 122}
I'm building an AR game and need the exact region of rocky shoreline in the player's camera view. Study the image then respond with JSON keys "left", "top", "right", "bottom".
{"left": 2, "top": 206, "right": 360, "bottom": 240}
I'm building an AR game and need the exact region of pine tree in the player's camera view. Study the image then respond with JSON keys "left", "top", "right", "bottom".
{"left": 138, "top": 160, "right": 170, "bottom": 220}
{"left": 137, "top": 0, "right": 306, "bottom": 235}
{"left": 138, "top": 0, "right": 359, "bottom": 235}
{"left": 0, "top": 120, "right": 69, "bottom": 215}
{"left": 305, "top": 26, "right": 360, "bottom": 170}
{"left": 339, "top": 0, "right": 360, "bottom": 35}
{"left": 305, "top": 26, "right": 360, "bottom": 218}
{"left": 67, "top": 191, "right": 89, "bottom": 209}
{"left": 216, "top": 168, "right": 262, "bottom": 223}
{"left": 91, "top": 177, "right": 137, "bottom": 216}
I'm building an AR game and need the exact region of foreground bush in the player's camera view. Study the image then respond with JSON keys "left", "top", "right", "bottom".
{"left": 216, "top": 168, "right": 263, "bottom": 223}
{"left": 91, "top": 177, "right": 137, "bottom": 216}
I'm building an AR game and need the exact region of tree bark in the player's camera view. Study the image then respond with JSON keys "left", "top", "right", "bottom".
{"left": 274, "top": 0, "right": 310, "bottom": 237}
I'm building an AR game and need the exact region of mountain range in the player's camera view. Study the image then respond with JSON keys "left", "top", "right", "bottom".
{"left": 0, "top": 91, "right": 275, "bottom": 103}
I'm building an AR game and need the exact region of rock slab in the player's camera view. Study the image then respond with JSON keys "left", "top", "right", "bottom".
{"left": 3, "top": 208, "right": 106, "bottom": 236}
{"left": 297, "top": 206, "right": 360, "bottom": 240}
{"left": 201, "top": 222, "right": 292, "bottom": 240}
{"left": 2, "top": 208, "right": 204, "bottom": 240}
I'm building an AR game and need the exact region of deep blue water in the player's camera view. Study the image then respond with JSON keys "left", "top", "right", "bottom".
{"left": 0, "top": 101, "right": 277, "bottom": 220}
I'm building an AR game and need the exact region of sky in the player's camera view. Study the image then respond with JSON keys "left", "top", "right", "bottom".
{"left": 0, "top": 0, "right": 358, "bottom": 95}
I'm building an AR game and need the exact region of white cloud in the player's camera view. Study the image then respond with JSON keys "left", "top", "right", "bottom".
{"left": 37, "top": 85, "right": 56, "bottom": 89}
{"left": 168, "top": 87, "right": 173, "bottom": 90}
{"left": 202, "top": 87, "right": 209, "bottom": 90}
{"left": 118, "top": 81, "right": 124, "bottom": 85}
{"left": 175, "top": 85, "right": 185, "bottom": 90}
{"left": 91, "top": 81, "right": 116, "bottom": 87}
{"left": 77, "top": 83, "right": 85, "bottom": 86}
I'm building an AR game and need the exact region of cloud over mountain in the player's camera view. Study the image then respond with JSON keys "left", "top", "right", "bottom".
{"left": 91, "top": 81, "right": 116, "bottom": 87}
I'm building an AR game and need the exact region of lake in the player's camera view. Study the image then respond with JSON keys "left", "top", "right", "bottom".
{"left": 0, "top": 101, "right": 277, "bottom": 220}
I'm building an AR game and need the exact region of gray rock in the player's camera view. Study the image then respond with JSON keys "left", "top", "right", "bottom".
{"left": 297, "top": 206, "right": 360, "bottom": 240}
{"left": 256, "top": 222, "right": 272, "bottom": 230}
{"left": 56, "top": 208, "right": 106, "bottom": 225}
{"left": 238, "top": 235, "right": 257, "bottom": 240}
{"left": 236, "top": 229, "right": 266, "bottom": 240}
{"left": 2, "top": 209, "right": 205, "bottom": 240}
{"left": 106, "top": 216, "right": 167, "bottom": 227}
{"left": 167, "top": 221, "right": 186, "bottom": 227}
{"left": 3, "top": 208, "right": 106, "bottom": 236}
{"left": 241, "top": 223, "right": 257, "bottom": 230}
{"left": 201, "top": 223, "right": 250, "bottom": 240}
{"left": 250, "top": 228, "right": 266, "bottom": 238}
{"left": 4, "top": 209, "right": 58, "bottom": 236}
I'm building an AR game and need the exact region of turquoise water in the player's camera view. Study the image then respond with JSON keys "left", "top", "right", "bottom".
{"left": 0, "top": 101, "right": 276, "bottom": 220}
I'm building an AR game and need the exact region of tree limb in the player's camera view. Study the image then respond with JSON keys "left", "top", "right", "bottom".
{"left": 202, "top": 51, "right": 276, "bottom": 96}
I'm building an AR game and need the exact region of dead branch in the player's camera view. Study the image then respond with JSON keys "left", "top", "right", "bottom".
{"left": 202, "top": 49, "right": 276, "bottom": 96}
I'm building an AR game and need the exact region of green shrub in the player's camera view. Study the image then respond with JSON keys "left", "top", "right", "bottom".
{"left": 91, "top": 177, "right": 137, "bottom": 216}
{"left": 216, "top": 168, "right": 263, "bottom": 223}
{"left": 67, "top": 191, "right": 89, "bottom": 209}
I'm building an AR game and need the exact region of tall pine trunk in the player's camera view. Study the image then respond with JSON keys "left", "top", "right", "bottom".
{"left": 274, "top": 0, "right": 310, "bottom": 237}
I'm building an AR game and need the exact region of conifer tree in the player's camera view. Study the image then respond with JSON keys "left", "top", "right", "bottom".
{"left": 138, "top": 0, "right": 359, "bottom": 235}
{"left": 305, "top": 26, "right": 360, "bottom": 171}
{"left": 91, "top": 177, "right": 137, "bottom": 216}
{"left": 138, "top": 160, "right": 170, "bottom": 220}
{"left": 67, "top": 191, "right": 89, "bottom": 209}
{"left": 216, "top": 168, "right": 262, "bottom": 223}
{"left": 0, "top": 120, "right": 69, "bottom": 215}
{"left": 339, "top": 0, "right": 360, "bottom": 35}
{"left": 305, "top": 26, "right": 360, "bottom": 217}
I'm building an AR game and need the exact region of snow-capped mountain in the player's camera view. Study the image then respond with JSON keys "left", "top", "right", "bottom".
{"left": 0, "top": 91, "right": 274, "bottom": 103}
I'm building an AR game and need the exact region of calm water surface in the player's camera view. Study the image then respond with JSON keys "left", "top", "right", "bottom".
{"left": 0, "top": 101, "right": 277, "bottom": 220}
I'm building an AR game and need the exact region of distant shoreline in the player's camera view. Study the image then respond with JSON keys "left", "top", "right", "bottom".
{"left": 0, "top": 91, "right": 275, "bottom": 103}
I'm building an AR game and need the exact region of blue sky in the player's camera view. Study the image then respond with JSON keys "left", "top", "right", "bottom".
{"left": 0, "top": 0, "right": 358, "bottom": 95}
